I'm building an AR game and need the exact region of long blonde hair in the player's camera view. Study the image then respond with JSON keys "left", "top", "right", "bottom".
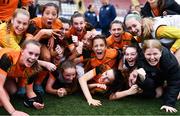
{"left": 142, "top": 17, "right": 155, "bottom": 38}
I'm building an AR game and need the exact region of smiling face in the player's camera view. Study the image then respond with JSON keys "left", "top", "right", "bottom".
{"left": 144, "top": 48, "right": 161, "bottom": 66}
{"left": 21, "top": 43, "right": 40, "bottom": 68}
{"left": 92, "top": 38, "right": 106, "bottom": 60}
{"left": 110, "top": 23, "right": 124, "bottom": 38}
{"left": 125, "top": 47, "right": 138, "bottom": 67}
{"left": 125, "top": 18, "right": 142, "bottom": 36}
{"left": 98, "top": 69, "right": 115, "bottom": 84}
{"left": 63, "top": 67, "right": 76, "bottom": 83}
{"left": 12, "top": 13, "right": 30, "bottom": 35}
{"left": 72, "top": 17, "right": 85, "bottom": 34}
{"left": 42, "top": 6, "right": 58, "bottom": 28}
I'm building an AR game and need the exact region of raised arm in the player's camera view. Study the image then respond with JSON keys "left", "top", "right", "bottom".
{"left": 78, "top": 68, "right": 102, "bottom": 106}
{"left": 37, "top": 60, "right": 56, "bottom": 72}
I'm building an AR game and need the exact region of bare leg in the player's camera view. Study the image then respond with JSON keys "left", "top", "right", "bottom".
{"left": 155, "top": 86, "right": 163, "bottom": 98}
{"left": 4, "top": 78, "right": 17, "bottom": 95}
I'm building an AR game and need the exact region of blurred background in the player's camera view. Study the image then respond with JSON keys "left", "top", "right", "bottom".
{"left": 33, "top": 0, "right": 180, "bottom": 22}
{"left": 35, "top": 0, "right": 146, "bottom": 18}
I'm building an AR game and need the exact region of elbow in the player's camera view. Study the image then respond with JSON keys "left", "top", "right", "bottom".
{"left": 78, "top": 77, "right": 86, "bottom": 84}
{"left": 78, "top": 77, "right": 87, "bottom": 88}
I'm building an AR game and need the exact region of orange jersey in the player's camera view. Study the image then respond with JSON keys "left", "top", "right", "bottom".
{"left": 66, "top": 26, "right": 86, "bottom": 42}
{"left": 0, "top": 0, "right": 18, "bottom": 21}
{"left": 27, "top": 17, "right": 63, "bottom": 36}
{"left": 26, "top": 17, "right": 63, "bottom": 44}
{"left": 106, "top": 32, "right": 133, "bottom": 49}
{"left": 0, "top": 0, "right": 29, "bottom": 21}
{"left": 65, "top": 22, "right": 94, "bottom": 44}
{"left": 151, "top": 7, "right": 160, "bottom": 17}
{"left": 90, "top": 49, "right": 118, "bottom": 69}
{"left": 21, "top": 0, "right": 31, "bottom": 6}
{"left": 0, "top": 48, "right": 38, "bottom": 85}
{"left": 87, "top": 49, "right": 118, "bottom": 91}
{"left": 31, "top": 17, "right": 62, "bottom": 29}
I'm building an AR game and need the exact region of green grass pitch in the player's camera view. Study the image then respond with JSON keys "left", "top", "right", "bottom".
{"left": 0, "top": 93, "right": 180, "bottom": 115}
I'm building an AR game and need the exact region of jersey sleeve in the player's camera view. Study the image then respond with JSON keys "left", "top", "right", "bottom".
{"left": 0, "top": 54, "right": 13, "bottom": 77}
{"left": 156, "top": 26, "right": 180, "bottom": 39}
{"left": 26, "top": 22, "right": 38, "bottom": 35}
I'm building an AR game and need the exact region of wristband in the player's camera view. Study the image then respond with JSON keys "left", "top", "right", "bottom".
{"left": 24, "top": 97, "right": 36, "bottom": 108}
{"left": 24, "top": 95, "right": 43, "bottom": 108}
